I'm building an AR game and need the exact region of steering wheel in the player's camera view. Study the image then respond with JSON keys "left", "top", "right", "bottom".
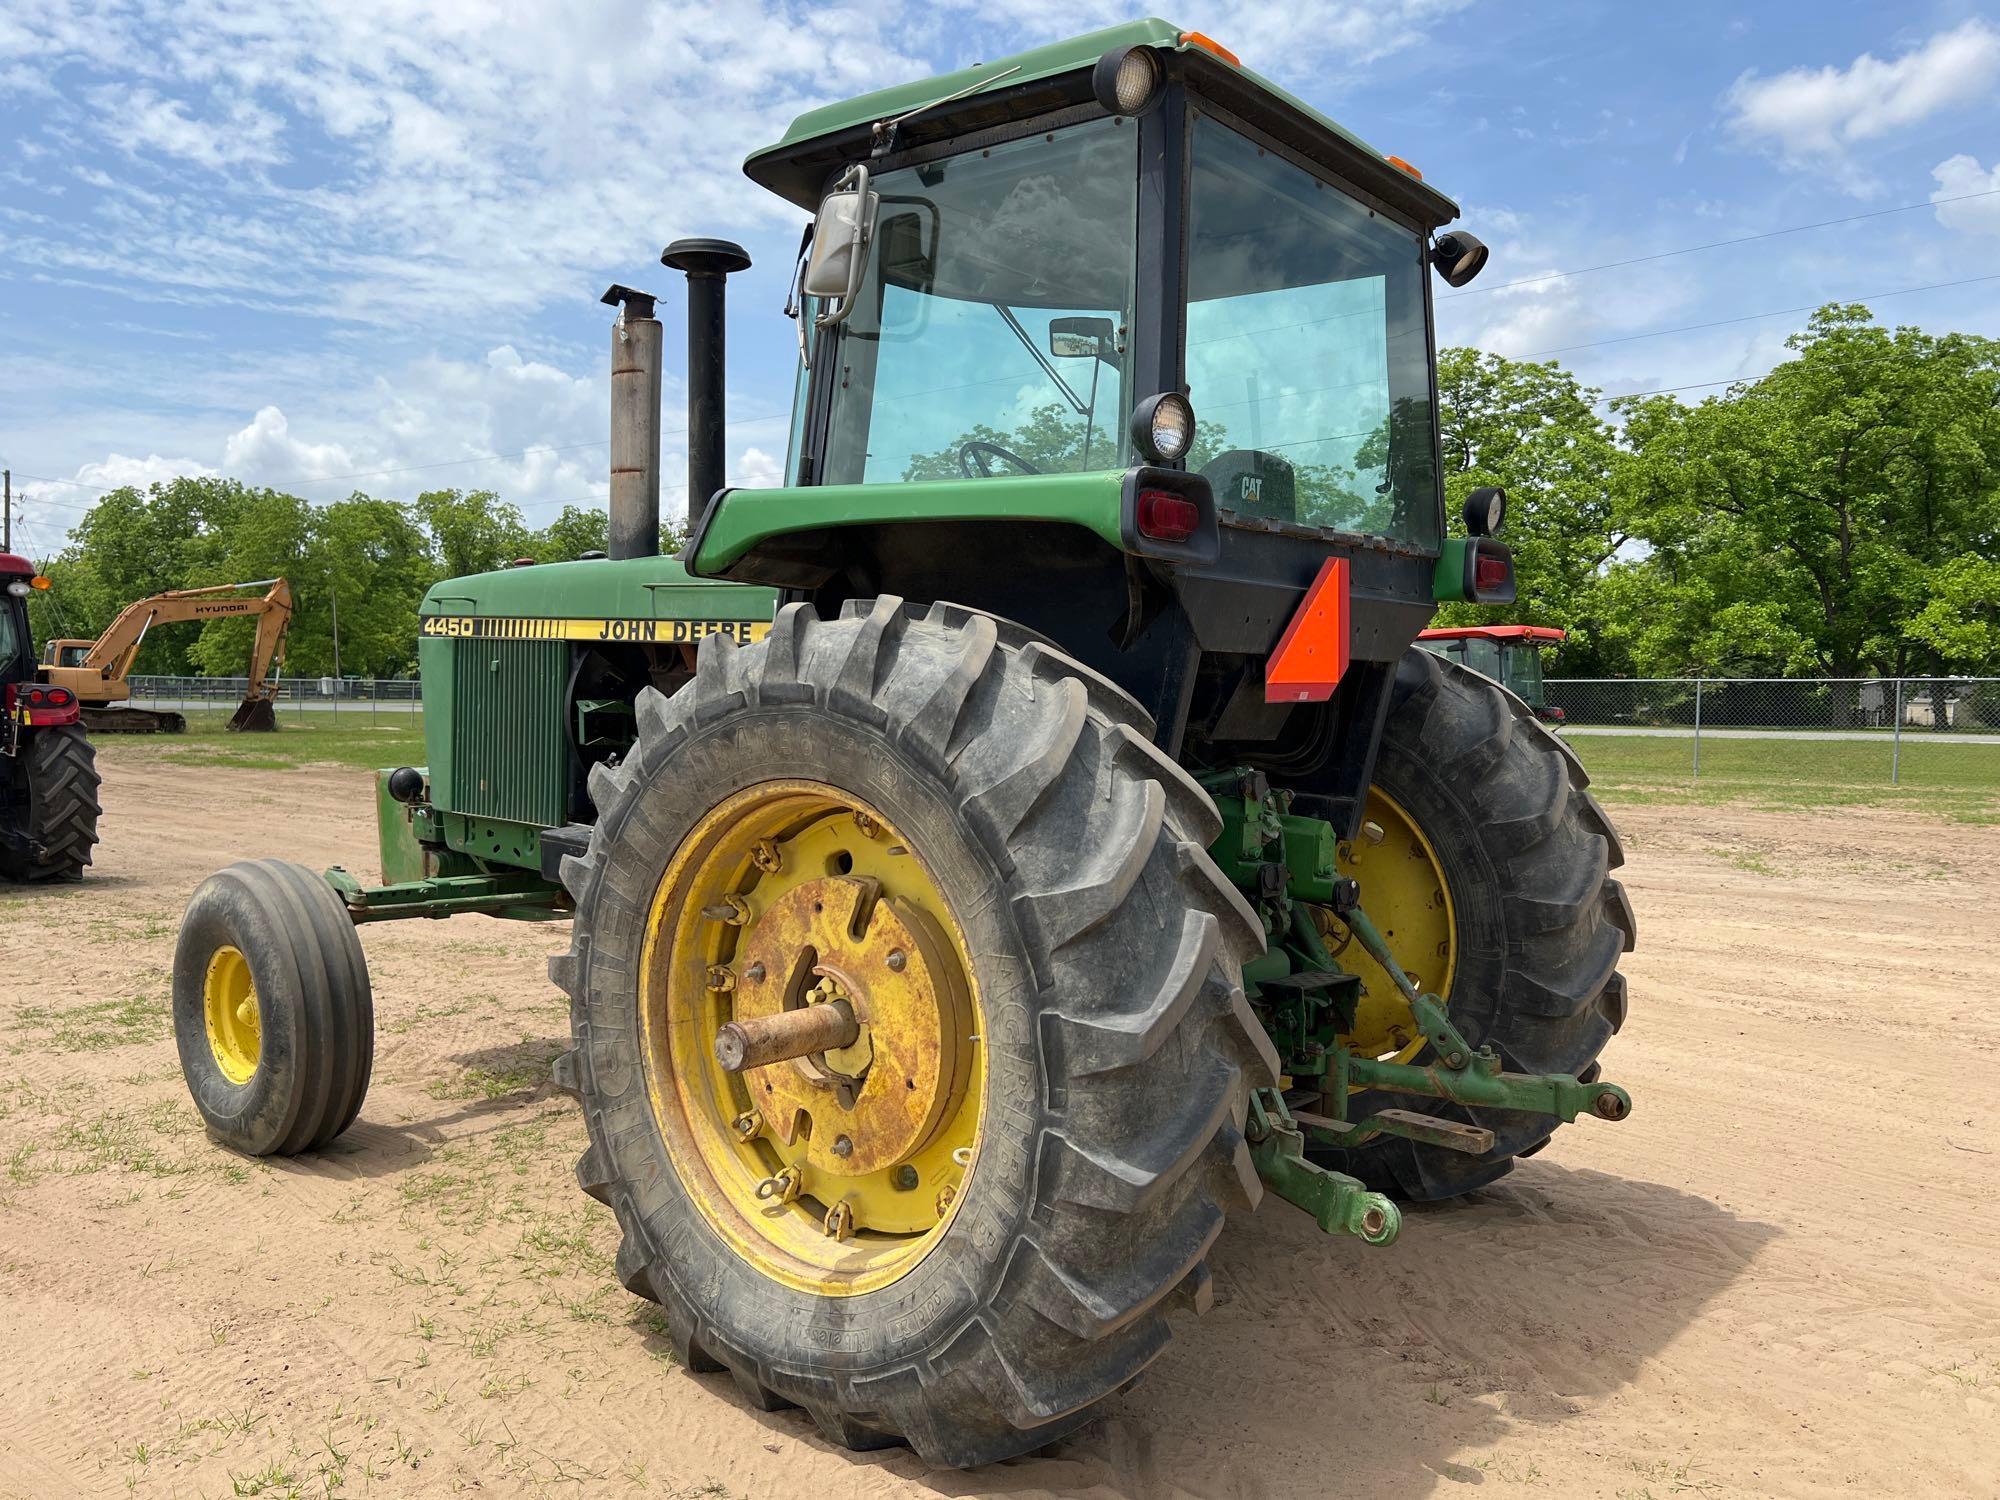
{"left": 958, "top": 440, "right": 1041, "bottom": 478}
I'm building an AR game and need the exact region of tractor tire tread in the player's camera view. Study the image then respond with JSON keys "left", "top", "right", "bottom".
{"left": 7, "top": 725, "right": 101, "bottom": 882}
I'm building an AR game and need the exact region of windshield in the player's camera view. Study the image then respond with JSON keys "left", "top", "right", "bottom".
{"left": 818, "top": 116, "right": 1138, "bottom": 485}
{"left": 1184, "top": 117, "right": 1441, "bottom": 549}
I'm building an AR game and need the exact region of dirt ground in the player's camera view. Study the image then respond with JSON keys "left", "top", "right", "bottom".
{"left": 3, "top": 753, "right": 1997, "bottom": 1500}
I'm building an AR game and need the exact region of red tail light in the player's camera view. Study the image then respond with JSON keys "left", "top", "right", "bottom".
{"left": 1473, "top": 551, "right": 1513, "bottom": 598}
{"left": 1136, "top": 489, "right": 1200, "bottom": 542}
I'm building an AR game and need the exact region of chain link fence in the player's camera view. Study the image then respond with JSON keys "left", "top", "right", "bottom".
{"left": 1546, "top": 677, "right": 2000, "bottom": 790}
{"left": 125, "top": 675, "right": 424, "bottom": 731}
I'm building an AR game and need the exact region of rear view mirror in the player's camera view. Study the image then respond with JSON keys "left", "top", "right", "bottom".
{"left": 1050, "top": 315, "right": 1117, "bottom": 360}
{"left": 802, "top": 166, "right": 879, "bottom": 328}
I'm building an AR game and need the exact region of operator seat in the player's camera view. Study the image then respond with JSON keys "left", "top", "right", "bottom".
{"left": 1201, "top": 449, "right": 1297, "bottom": 525}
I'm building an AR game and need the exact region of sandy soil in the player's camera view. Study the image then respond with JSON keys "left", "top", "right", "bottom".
{"left": 2, "top": 752, "right": 1997, "bottom": 1500}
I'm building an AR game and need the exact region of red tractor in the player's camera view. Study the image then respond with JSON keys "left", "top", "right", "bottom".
{"left": 1, "top": 552, "right": 101, "bottom": 881}
{"left": 1417, "top": 625, "right": 1568, "bottom": 725}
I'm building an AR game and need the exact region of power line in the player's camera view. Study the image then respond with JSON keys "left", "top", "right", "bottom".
{"left": 1590, "top": 345, "right": 1995, "bottom": 406}
{"left": 1526, "top": 270, "right": 2000, "bottom": 360}
{"left": 1442, "top": 186, "right": 2000, "bottom": 299}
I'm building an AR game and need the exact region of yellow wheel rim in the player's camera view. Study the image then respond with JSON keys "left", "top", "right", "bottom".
{"left": 1327, "top": 787, "right": 1457, "bottom": 1069}
{"left": 203, "top": 945, "right": 261, "bottom": 1085}
{"left": 640, "top": 781, "right": 986, "bottom": 1296}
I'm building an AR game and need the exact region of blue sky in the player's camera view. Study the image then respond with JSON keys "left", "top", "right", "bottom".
{"left": 3, "top": 1, "right": 1998, "bottom": 551}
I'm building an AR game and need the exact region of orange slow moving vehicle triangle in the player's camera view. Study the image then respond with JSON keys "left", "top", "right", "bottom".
{"left": 1264, "top": 557, "right": 1350, "bottom": 703}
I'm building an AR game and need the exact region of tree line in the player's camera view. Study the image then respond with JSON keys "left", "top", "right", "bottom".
{"left": 24, "top": 302, "right": 1999, "bottom": 682}
{"left": 26, "top": 488, "right": 643, "bottom": 679}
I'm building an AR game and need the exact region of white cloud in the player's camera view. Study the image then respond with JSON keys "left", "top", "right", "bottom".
{"left": 1932, "top": 154, "right": 2000, "bottom": 238}
{"left": 1724, "top": 20, "right": 2000, "bottom": 191}
{"left": 222, "top": 406, "right": 356, "bottom": 485}
{"left": 735, "top": 445, "right": 785, "bottom": 489}
{"left": 91, "top": 86, "right": 286, "bottom": 170}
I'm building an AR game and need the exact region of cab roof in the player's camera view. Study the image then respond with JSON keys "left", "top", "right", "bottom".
{"left": 744, "top": 19, "right": 1460, "bottom": 228}
{"left": 1420, "top": 625, "right": 1568, "bottom": 644}
{"left": 0, "top": 552, "right": 35, "bottom": 577}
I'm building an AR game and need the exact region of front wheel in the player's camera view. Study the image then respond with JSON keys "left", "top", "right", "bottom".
{"left": 1311, "top": 648, "right": 1636, "bottom": 1199}
{"left": 173, "top": 860, "right": 375, "bottom": 1155}
{"left": 552, "top": 598, "right": 1274, "bottom": 1466}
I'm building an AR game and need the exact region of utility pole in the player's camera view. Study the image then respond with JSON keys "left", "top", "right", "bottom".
{"left": 3, "top": 469, "right": 11, "bottom": 553}
{"left": 330, "top": 585, "right": 342, "bottom": 721}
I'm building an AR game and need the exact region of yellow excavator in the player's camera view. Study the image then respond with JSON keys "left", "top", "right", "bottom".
{"left": 41, "top": 578, "right": 293, "bottom": 733}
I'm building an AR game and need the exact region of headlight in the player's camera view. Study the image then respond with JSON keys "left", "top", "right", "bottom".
{"left": 1130, "top": 391, "right": 1195, "bottom": 464}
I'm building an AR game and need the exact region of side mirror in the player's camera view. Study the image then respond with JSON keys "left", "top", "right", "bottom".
{"left": 802, "top": 166, "right": 879, "bottom": 328}
{"left": 1050, "top": 315, "right": 1118, "bottom": 361}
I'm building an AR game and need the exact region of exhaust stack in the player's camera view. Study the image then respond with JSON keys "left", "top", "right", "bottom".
{"left": 661, "top": 238, "right": 752, "bottom": 526}
{"left": 601, "top": 283, "right": 663, "bottom": 560}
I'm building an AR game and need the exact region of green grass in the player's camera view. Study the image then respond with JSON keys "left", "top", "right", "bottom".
{"left": 1570, "top": 731, "right": 2000, "bottom": 822}
{"left": 96, "top": 715, "right": 424, "bottom": 772}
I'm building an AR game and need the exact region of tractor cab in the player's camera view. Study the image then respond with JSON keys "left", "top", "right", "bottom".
{"left": 0, "top": 556, "right": 33, "bottom": 691}
{"left": 1417, "top": 624, "right": 1567, "bottom": 723}
{"left": 754, "top": 21, "right": 1466, "bottom": 552}
{"left": 696, "top": 18, "right": 1514, "bottom": 797}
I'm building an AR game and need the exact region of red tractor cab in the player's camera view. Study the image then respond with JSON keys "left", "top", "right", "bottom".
{"left": 1, "top": 553, "right": 100, "bottom": 880}
{"left": 1417, "top": 625, "right": 1567, "bottom": 725}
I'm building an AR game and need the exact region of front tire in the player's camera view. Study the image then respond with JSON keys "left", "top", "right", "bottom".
{"left": 173, "top": 860, "right": 375, "bottom": 1155}
{"left": 552, "top": 598, "right": 1275, "bottom": 1466}
{"left": 1312, "top": 648, "right": 1636, "bottom": 1200}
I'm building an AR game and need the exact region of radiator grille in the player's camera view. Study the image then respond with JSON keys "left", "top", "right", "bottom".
{"left": 449, "top": 637, "right": 569, "bottom": 826}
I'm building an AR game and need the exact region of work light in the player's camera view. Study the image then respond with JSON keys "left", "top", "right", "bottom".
{"left": 1131, "top": 392, "right": 1195, "bottom": 464}
{"left": 1432, "top": 230, "right": 1489, "bottom": 288}
{"left": 1462, "top": 485, "right": 1507, "bottom": 536}
{"left": 1092, "top": 45, "right": 1165, "bottom": 116}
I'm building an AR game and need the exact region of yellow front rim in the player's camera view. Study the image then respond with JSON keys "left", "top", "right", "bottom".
{"left": 203, "top": 945, "right": 261, "bottom": 1085}
{"left": 640, "top": 781, "right": 986, "bottom": 1296}
{"left": 1328, "top": 786, "right": 1457, "bottom": 1068}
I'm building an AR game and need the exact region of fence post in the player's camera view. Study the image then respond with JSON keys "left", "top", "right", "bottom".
{"left": 1891, "top": 678, "right": 1904, "bottom": 786}
{"left": 1692, "top": 677, "right": 1703, "bottom": 782}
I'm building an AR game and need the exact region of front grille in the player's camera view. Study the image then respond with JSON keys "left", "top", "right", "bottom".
{"left": 449, "top": 637, "right": 568, "bottom": 826}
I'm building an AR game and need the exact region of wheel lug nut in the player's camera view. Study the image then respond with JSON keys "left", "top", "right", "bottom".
{"left": 853, "top": 811, "right": 880, "bottom": 839}
{"left": 934, "top": 1183, "right": 956, "bottom": 1216}
{"left": 705, "top": 965, "right": 736, "bottom": 993}
{"left": 701, "top": 895, "right": 750, "bottom": 925}
{"left": 750, "top": 840, "right": 782, "bottom": 874}
{"left": 892, "top": 1165, "right": 919, "bottom": 1191}
{"left": 831, "top": 1134, "right": 853, "bottom": 1159}
{"left": 886, "top": 949, "right": 906, "bottom": 972}
{"left": 732, "top": 1109, "right": 761, "bottom": 1140}
{"left": 745, "top": 962, "right": 765, "bottom": 984}
{"left": 1361, "top": 820, "right": 1385, "bottom": 845}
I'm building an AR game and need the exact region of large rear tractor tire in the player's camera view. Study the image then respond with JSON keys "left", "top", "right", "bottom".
{"left": 3, "top": 725, "right": 102, "bottom": 882}
{"left": 173, "top": 860, "right": 375, "bottom": 1155}
{"left": 1312, "top": 648, "right": 1635, "bottom": 1200}
{"left": 552, "top": 598, "right": 1275, "bottom": 1466}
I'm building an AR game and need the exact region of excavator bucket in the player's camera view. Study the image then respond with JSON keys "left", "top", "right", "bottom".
{"left": 228, "top": 697, "right": 279, "bottom": 733}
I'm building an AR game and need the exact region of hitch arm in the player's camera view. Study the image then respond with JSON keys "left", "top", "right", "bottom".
{"left": 1324, "top": 891, "right": 1634, "bottom": 1126}
{"left": 1247, "top": 1090, "right": 1401, "bottom": 1247}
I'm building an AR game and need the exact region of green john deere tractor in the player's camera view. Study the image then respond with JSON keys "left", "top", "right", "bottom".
{"left": 172, "top": 20, "right": 1635, "bottom": 1466}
